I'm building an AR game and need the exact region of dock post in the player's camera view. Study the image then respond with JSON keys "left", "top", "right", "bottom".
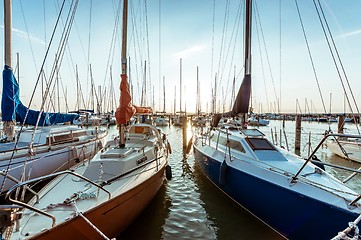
{"left": 182, "top": 116, "right": 187, "bottom": 151}
{"left": 338, "top": 115, "right": 344, "bottom": 133}
{"left": 295, "top": 115, "right": 301, "bottom": 155}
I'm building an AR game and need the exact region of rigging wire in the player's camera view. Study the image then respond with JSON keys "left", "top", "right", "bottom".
{"left": 129, "top": 1, "right": 143, "bottom": 105}
{"left": 144, "top": 0, "right": 152, "bottom": 109}
{"left": 294, "top": 0, "right": 327, "bottom": 115}
{"left": 215, "top": 0, "right": 230, "bottom": 103}
{"left": 254, "top": 2, "right": 278, "bottom": 113}
{"left": 19, "top": 0, "right": 39, "bottom": 73}
{"left": 314, "top": 0, "right": 360, "bottom": 133}
{"left": 54, "top": 0, "right": 87, "bottom": 111}
{"left": 222, "top": 1, "right": 243, "bottom": 109}
{"left": 210, "top": 0, "right": 216, "bottom": 101}
{"left": 279, "top": 0, "right": 282, "bottom": 114}
{"left": 98, "top": 0, "right": 122, "bottom": 113}
{"left": 158, "top": 0, "right": 162, "bottom": 112}
{"left": 254, "top": 9, "right": 269, "bottom": 113}
{"left": 85, "top": 0, "right": 93, "bottom": 111}
{"left": 0, "top": 0, "right": 76, "bottom": 193}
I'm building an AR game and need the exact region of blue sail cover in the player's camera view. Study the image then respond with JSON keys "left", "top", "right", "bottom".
{"left": 1, "top": 65, "right": 79, "bottom": 126}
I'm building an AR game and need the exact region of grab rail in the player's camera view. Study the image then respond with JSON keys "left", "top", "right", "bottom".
{"left": 5, "top": 170, "right": 111, "bottom": 227}
{"left": 291, "top": 133, "right": 361, "bottom": 206}
{"left": 292, "top": 133, "right": 361, "bottom": 181}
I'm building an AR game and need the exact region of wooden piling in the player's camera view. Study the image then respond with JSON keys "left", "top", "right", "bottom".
{"left": 182, "top": 116, "right": 187, "bottom": 151}
{"left": 295, "top": 115, "right": 301, "bottom": 155}
{"left": 338, "top": 115, "right": 344, "bottom": 133}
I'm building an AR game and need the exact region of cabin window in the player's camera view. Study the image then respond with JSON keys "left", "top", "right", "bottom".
{"left": 210, "top": 134, "right": 245, "bottom": 153}
{"left": 246, "top": 138, "right": 275, "bottom": 151}
{"left": 228, "top": 139, "right": 246, "bottom": 153}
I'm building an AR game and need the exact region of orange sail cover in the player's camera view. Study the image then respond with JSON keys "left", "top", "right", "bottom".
{"left": 115, "top": 74, "right": 136, "bottom": 124}
{"left": 115, "top": 74, "right": 153, "bottom": 125}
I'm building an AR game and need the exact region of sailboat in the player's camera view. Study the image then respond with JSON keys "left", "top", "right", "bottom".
{"left": 326, "top": 130, "right": 361, "bottom": 163}
{"left": 193, "top": 1, "right": 361, "bottom": 239}
{"left": 0, "top": 0, "right": 171, "bottom": 239}
{"left": 0, "top": 0, "right": 108, "bottom": 194}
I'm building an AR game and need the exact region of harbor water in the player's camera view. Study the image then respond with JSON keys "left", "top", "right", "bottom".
{"left": 115, "top": 119, "right": 361, "bottom": 239}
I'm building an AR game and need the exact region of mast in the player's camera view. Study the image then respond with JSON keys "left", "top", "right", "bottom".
{"left": 119, "top": 0, "right": 128, "bottom": 147}
{"left": 242, "top": 0, "right": 252, "bottom": 128}
{"left": 4, "top": 0, "right": 12, "bottom": 68}
{"left": 179, "top": 58, "right": 182, "bottom": 113}
{"left": 196, "top": 66, "right": 200, "bottom": 115}
{"left": 3, "top": 0, "right": 15, "bottom": 141}
{"left": 244, "top": 0, "right": 252, "bottom": 77}
{"left": 229, "top": 0, "right": 252, "bottom": 128}
{"left": 121, "top": 0, "right": 128, "bottom": 77}
{"left": 174, "top": 85, "right": 176, "bottom": 115}
{"left": 163, "top": 76, "right": 165, "bottom": 112}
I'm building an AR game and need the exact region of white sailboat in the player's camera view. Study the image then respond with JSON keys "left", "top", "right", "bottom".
{"left": 0, "top": 0, "right": 108, "bottom": 194}
{"left": 327, "top": 134, "right": 361, "bottom": 163}
{"left": 0, "top": 0, "right": 171, "bottom": 239}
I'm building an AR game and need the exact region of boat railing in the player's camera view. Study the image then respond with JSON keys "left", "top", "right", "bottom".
{"left": 4, "top": 170, "right": 111, "bottom": 227}
{"left": 292, "top": 132, "right": 361, "bottom": 206}
{"left": 0, "top": 171, "right": 40, "bottom": 202}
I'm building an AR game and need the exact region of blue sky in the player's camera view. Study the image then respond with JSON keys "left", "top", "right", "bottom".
{"left": 1, "top": 0, "right": 361, "bottom": 114}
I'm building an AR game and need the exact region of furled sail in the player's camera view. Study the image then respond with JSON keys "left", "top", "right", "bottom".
{"left": 115, "top": 74, "right": 136, "bottom": 125}
{"left": 231, "top": 74, "right": 251, "bottom": 115}
{"left": 1, "top": 65, "right": 79, "bottom": 126}
{"left": 115, "top": 73, "right": 152, "bottom": 125}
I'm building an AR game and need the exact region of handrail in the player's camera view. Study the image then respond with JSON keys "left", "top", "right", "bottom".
{"left": 5, "top": 170, "right": 112, "bottom": 227}
{"left": 0, "top": 171, "right": 39, "bottom": 203}
{"left": 292, "top": 133, "right": 361, "bottom": 182}
{"left": 291, "top": 132, "right": 361, "bottom": 206}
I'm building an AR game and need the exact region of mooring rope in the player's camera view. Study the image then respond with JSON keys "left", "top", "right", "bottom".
{"left": 72, "top": 203, "right": 112, "bottom": 240}
{"left": 331, "top": 213, "right": 361, "bottom": 240}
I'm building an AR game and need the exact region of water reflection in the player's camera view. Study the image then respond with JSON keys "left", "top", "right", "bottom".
{"left": 117, "top": 184, "right": 169, "bottom": 240}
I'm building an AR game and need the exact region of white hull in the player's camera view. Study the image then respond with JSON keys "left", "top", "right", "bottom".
{"left": 3, "top": 124, "right": 169, "bottom": 239}
{"left": 327, "top": 139, "right": 361, "bottom": 163}
{"left": 0, "top": 125, "right": 108, "bottom": 193}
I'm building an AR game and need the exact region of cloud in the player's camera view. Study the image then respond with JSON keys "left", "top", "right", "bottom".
{"left": 174, "top": 45, "right": 207, "bottom": 59}
{"left": 340, "top": 29, "right": 361, "bottom": 38}
{"left": 0, "top": 25, "right": 46, "bottom": 45}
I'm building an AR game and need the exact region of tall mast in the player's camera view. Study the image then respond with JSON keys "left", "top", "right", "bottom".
{"left": 229, "top": 0, "right": 252, "bottom": 127}
{"left": 179, "top": 58, "right": 182, "bottom": 113}
{"left": 121, "top": 0, "right": 128, "bottom": 76}
{"left": 244, "top": 0, "right": 252, "bottom": 77}
{"left": 241, "top": 0, "right": 252, "bottom": 128}
{"left": 196, "top": 66, "right": 200, "bottom": 115}
{"left": 119, "top": 0, "right": 128, "bottom": 147}
{"left": 3, "top": 0, "right": 16, "bottom": 141}
{"left": 4, "top": 0, "right": 12, "bottom": 68}
{"left": 163, "top": 76, "right": 165, "bottom": 112}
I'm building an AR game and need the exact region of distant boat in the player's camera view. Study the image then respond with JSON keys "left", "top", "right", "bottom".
{"left": 192, "top": 115, "right": 207, "bottom": 127}
{"left": 247, "top": 115, "right": 269, "bottom": 126}
{"left": 0, "top": 1, "right": 171, "bottom": 239}
{"left": 193, "top": 1, "right": 361, "bottom": 239}
{"left": 154, "top": 116, "right": 169, "bottom": 126}
{"left": 172, "top": 114, "right": 183, "bottom": 126}
{"left": 327, "top": 136, "right": 361, "bottom": 163}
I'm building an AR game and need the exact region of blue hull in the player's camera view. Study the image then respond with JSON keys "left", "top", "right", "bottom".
{"left": 194, "top": 146, "right": 360, "bottom": 240}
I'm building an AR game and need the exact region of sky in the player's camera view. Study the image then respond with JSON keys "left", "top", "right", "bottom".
{"left": 1, "top": 0, "right": 361, "bottom": 115}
